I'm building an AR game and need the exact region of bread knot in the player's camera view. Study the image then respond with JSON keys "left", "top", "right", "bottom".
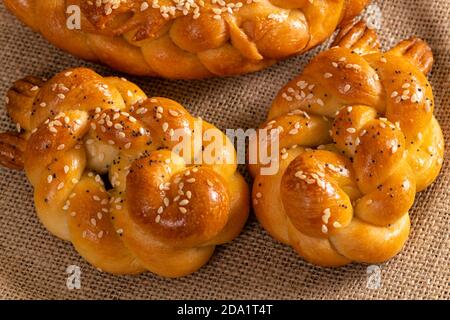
{"left": 4, "top": 0, "right": 370, "bottom": 78}
{"left": 0, "top": 68, "right": 249, "bottom": 276}
{"left": 249, "top": 20, "right": 444, "bottom": 266}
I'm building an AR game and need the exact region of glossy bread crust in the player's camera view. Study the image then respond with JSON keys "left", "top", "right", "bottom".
{"left": 0, "top": 68, "right": 249, "bottom": 277}
{"left": 249, "top": 20, "right": 444, "bottom": 267}
{"left": 4, "top": 0, "right": 370, "bottom": 79}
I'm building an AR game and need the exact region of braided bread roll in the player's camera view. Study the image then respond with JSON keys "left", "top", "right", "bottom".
{"left": 0, "top": 68, "right": 249, "bottom": 277}
{"left": 249, "top": 20, "right": 444, "bottom": 266}
{"left": 4, "top": 0, "right": 369, "bottom": 79}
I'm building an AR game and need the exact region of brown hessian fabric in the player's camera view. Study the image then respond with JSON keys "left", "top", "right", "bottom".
{"left": 0, "top": 0, "right": 448, "bottom": 299}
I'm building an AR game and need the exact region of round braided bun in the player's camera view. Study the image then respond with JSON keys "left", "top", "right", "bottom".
{"left": 4, "top": 0, "right": 369, "bottom": 79}
{"left": 0, "top": 68, "right": 249, "bottom": 277}
{"left": 249, "top": 20, "right": 444, "bottom": 266}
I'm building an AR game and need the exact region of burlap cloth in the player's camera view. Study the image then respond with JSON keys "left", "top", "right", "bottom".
{"left": 0, "top": 0, "right": 448, "bottom": 300}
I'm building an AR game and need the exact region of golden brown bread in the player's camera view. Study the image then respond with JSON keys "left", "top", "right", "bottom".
{"left": 0, "top": 68, "right": 249, "bottom": 277}
{"left": 4, "top": 0, "right": 370, "bottom": 79}
{"left": 249, "top": 20, "right": 444, "bottom": 266}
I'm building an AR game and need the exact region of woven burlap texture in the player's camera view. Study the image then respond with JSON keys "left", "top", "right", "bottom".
{"left": 0, "top": 0, "right": 448, "bottom": 300}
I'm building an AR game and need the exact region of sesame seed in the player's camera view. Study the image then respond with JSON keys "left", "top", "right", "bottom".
{"left": 324, "top": 73, "right": 333, "bottom": 79}
{"left": 57, "top": 182, "right": 64, "bottom": 190}
{"left": 333, "top": 221, "right": 342, "bottom": 228}
{"left": 64, "top": 165, "right": 69, "bottom": 174}
{"left": 47, "top": 175, "right": 53, "bottom": 183}
{"left": 346, "top": 128, "right": 356, "bottom": 133}
{"left": 322, "top": 208, "right": 331, "bottom": 224}
{"left": 169, "top": 110, "right": 179, "bottom": 117}
{"left": 57, "top": 144, "right": 65, "bottom": 150}
{"left": 140, "top": 1, "right": 149, "bottom": 11}
{"left": 179, "top": 207, "right": 187, "bottom": 214}
{"left": 321, "top": 225, "right": 328, "bottom": 234}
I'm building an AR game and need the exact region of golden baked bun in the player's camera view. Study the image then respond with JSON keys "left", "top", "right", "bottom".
{"left": 248, "top": 20, "right": 444, "bottom": 267}
{"left": 0, "top": 68, "right": 249, "bottom": 277}
{"left": 4, "top": 0, "right": 369, "bottom": 79}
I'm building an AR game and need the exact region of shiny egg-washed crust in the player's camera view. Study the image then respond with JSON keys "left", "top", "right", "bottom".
{"left": 4, "top": 0, "right": 369, "bottom": 79}
{"left": 0, "top": 68, "right": 249, "bottom": 277}
{"left": 248, "top": 20, "right": 444, "bottom": 267}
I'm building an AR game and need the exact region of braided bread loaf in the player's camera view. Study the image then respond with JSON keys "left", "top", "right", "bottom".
{"left": 4, "top": 0, "right": 369, "bottom": 79}
{"left": 0, "top": 68, "right": 249, "bottom": 277}
{"left": 249, "top": 21, "right": 444, "bottom": 266}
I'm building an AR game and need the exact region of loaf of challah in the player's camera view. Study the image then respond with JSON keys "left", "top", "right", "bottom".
{"left": 249, "top": 20, "right": 444, "bottom": 266}
{"left": 0, "top": 68, "right": 249, "bottom": 277}
{"left": 4, "top": 0, "right": 369, "bottom": 79}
